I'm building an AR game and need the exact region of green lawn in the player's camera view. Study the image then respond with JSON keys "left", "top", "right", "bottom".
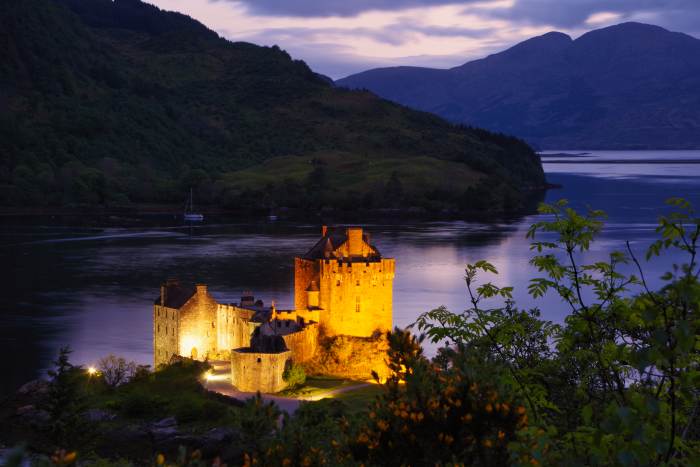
{"left": 306, "top": 382, "right": 385, "bottom": 414}
{"left": 222, "top": 150, "right": 483, "bottom": 197}
{"left": 278, "top": 376, "right": 360, "bottom": 398}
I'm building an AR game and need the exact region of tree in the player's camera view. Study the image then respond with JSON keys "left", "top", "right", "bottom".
{"left": 98, "top": 354, "right": 138, "bottom": 387}
{"left": 282, "top": 363, "right": 306, "bottom": 389}
{"left": 414, "top": 198, "right": 700, "bottom": 464}
{"left": 44, "top": 346, "right": 87, "bottom": 450}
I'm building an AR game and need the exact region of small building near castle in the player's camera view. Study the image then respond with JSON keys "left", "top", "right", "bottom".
{"left": 153, "top": 226, "right": 395, "bottom": 392}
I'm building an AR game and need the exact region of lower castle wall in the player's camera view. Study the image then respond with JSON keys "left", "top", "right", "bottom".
{"left": 231, "top": 349, "right": 291, "bottom": 393}
{"left": 282, "top": 323, "right": 319, "bottom": 363}
{"left": 217, "top": 304, "right": 258, "bottom": 358}
{"left": 303, "top": 333, "right": 390, "bottom": 381}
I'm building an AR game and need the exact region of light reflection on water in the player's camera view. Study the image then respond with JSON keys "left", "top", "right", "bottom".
{"left": 2, "top": 150, "right": 700, "bottom": 395}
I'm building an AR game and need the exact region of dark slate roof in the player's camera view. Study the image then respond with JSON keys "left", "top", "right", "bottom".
{"left": 302, "top": 227, "right": 381, "bottom": 260}
{"left": 154, "top": 281, "right": 196, "bottom": 309}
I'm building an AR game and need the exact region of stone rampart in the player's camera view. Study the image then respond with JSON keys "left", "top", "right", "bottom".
{"left": 231, "top": 349, "right": 291, "bottom": 393}
{"left": 282, "top": 323, "right": 319, "bottom": 363}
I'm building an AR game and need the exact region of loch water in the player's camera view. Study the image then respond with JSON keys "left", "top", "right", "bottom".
{"left": 3, "top": 150, "right": 700, "bottom": 395}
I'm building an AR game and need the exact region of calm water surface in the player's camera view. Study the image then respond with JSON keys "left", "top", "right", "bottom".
{"left": 3, "top": 150, "right": 700, "bottom": 395}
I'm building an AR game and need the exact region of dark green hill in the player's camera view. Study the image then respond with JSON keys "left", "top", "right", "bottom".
{"left": 0, "top": 0, "right": 544, "bottom": 214}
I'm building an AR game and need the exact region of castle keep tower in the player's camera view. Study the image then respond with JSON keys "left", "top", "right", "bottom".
{"left": 294, "top": 226, "right": 395, "bottom": 337}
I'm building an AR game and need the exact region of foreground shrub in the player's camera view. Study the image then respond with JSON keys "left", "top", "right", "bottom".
{"left": 415, "top": 198, "right": 700, "bottom": 464}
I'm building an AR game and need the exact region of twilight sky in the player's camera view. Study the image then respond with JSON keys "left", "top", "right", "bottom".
{"left": 148, "top": 0, "right": 700, "bottom": 79}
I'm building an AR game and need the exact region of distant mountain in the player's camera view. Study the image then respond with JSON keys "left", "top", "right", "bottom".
{"left": 0, "top": 0, "right": 544, "bottom": 215}
{"left": 337, "top": 23, "right": 700, "bottom": 149}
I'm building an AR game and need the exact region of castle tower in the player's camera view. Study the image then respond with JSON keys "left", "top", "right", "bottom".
{"left": 294, "top": 226, "right": 395, "bottom": 337}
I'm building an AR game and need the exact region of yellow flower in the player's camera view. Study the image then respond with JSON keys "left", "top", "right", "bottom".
{"left": 156, "top": 454, "right": 165, "bottom": 465}
{"left": 63, "top": 452, "right": 77, "bottom": 464}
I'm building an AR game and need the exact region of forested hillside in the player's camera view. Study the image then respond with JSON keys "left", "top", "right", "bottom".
{"left": 0, "top": 0, "right": 544, "bottom": 214}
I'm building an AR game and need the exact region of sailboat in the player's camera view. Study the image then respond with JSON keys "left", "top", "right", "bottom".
{"left": 184, "top": 188, "right": 204, "bottom": 222}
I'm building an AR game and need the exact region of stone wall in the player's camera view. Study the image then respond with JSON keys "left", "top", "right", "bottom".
{"left": 303, "top": 333, "right": 390, "bottom": 381}
{"left": 318, "top": 258, "right": 395, "bottom": 337}
{"left": 282, "top": 323, "right": 319, "bottom": 363}
{"left": 153, "top": 305, "right": 180, "bottom": 367}
{"left": 231, "top": 349, "right": 291, "bottom": 393}
{"left": 216, "top": 304, "right": 258, "bottom": 358}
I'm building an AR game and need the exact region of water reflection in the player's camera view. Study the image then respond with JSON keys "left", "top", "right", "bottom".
{"left": 2, "top": 150, "right": 700, "bottom": 395}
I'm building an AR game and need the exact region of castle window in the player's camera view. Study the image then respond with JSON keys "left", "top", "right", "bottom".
{"left": 336, "top": 280, "right": 341, "bottom": 286}
{"left": 285, "top": 321, "right": 289, "bottom": 328}
{"left": 277, "top": 321, "right": 281, "bottom": 328}
{"left": 212, "top": 321, "right": 215, "bottom": 329}
{"left": 257, "top": 358, "right": 262, "bottom": 363}
{"left": 356, "top": 280, "right": 360, "bottom": 286}
{"left": 158, "top": 325, "right": 160, "bottom": 333}
{"left": 355, "top": 297, "right": 361, "bottom": 313}
{"left": 165, "top": 325, "right": 168, "bottom": 334}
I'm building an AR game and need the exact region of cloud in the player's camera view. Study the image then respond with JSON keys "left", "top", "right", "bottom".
{"left": 150, "top": 0, "right": 700, "bottom": 79}
{"left": 489, "top": 0, "right": 700, "bottom": 29}
{"left": 210, "top": 0, "right": 483, "bottom": 17}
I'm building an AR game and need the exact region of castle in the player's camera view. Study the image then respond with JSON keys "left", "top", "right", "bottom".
{"left": 153, "top": 226, "right": 395, "bottom": 393}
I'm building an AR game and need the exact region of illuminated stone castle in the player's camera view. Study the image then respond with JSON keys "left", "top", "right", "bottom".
{"left": 153, "top": 226, "right": 395, "bottom": 392}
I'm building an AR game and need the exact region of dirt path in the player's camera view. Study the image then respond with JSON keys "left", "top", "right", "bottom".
{"left": 203, "top": 370, "right": 371, "bottom": 413}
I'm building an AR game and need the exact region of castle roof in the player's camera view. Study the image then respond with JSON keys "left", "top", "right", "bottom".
{"left": 302, "top": 226, "right": 382, "bottom": 260}
{"left": 155, "top": 280, "right": 195, "bottom": 309}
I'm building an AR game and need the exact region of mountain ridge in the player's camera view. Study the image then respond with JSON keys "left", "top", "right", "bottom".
{"left": 0, "top": 0, "right": 544, "bottom": 215}
{"left": 337, "top": 22, "right": 700, "bottom": 149}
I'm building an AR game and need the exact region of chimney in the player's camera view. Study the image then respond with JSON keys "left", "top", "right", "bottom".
{"left": 321, "top": 225, "right": 328, "bottom": 237}
{"left": 160, "top": 284, "right": 166, "bottom": 306}
{"left": 196, "top": 284, "right": 207, "bottom": 295}
{"left": 347, "top": 227, "right": 363, "bottom": 257}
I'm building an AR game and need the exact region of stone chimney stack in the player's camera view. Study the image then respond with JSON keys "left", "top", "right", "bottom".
{"left": 196, "top": 284, "right": 207, "bottom": 295}
{"left": 321, "top": 225, "right": 328, "bottom": 237}
{"left": 347, "top": 227, "right": 363, "bottom": 257}
{"left": 160, "top": 284, "right": 166, "bottom": 306}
